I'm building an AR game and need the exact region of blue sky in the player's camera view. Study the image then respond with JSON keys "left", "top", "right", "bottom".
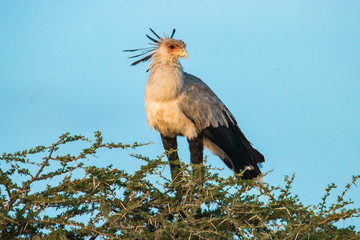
{"left": 1, "top": 0, "right": 359, "bottom": 229}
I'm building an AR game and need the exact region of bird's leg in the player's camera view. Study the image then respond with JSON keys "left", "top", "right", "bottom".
{"left": 160, "top": 135, "right": 185, "bottom": 218}
{"left": 188, "top": 133, "right": 204, "bottom": 164}
{"left": 161, "top": 135, "right": 181, "bottom": 181}
{"left": 188, "top": 133, "right": 205, "bottom": 184}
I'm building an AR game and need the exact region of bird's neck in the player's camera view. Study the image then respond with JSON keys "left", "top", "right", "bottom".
{"left": 146, "top": 59, "right": 184, "bottom": 101}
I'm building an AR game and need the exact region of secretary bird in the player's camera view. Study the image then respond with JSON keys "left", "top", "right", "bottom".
{"left": 125, "top": 28, "right": 265, "bottom": 180}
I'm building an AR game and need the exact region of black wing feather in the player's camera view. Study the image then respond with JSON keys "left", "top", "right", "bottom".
{"left": 203, "top": 120, "right": 264, "bottom": 179}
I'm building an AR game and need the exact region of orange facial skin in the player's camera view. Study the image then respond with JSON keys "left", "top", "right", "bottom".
{"left": 166, "top": 43, "right": 188, "bottom": 59}
{"left": 166, "top": 43, "right": 182, "bottom": 53}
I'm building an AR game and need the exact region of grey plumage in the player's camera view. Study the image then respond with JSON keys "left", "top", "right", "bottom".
{"left": 178, "top": 73, "right": 234, "bottom": 130}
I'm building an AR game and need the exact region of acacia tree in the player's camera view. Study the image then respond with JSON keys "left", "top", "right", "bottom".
{"left": 0, "top": 132, "right": 359, "bottom": 239}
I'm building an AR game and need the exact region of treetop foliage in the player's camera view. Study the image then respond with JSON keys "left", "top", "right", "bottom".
{"left": 0, "top": 132, "right": 359, "bottom": 239}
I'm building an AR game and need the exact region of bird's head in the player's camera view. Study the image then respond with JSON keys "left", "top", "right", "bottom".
{"left": 124, "top": 28, "right": 188, "bottom": 68}
{"left": 158, "top": 38, "right": 188, "bottom": 61}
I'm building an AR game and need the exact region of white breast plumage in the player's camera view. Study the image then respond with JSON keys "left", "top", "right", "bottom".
{"left": 144, "top": 58, "right": 198, "bottom": 138}
{"left": 145, "top": 97, "right": 198, "bottom": 139}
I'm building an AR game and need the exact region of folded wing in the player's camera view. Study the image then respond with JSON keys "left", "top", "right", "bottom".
{"left": 178, "top": 73, "right": 264, "bottom": 179}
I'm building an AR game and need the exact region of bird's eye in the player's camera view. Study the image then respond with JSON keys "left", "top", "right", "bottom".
{"left": 169, "top": 45, "right": 175, "bottom": 49}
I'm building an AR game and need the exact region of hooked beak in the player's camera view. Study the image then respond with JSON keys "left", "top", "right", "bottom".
{"left": 181, "top": 48, "right": 188, "bottom": 60}
{"left": 173, "top": 48, "right": 188, "bottom": 60}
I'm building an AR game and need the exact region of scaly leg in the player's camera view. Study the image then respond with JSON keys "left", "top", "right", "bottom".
{"left": 188, "top": 133, "right": 203, "bottom": 164}
{"left": 161, "top": 134, "right": 181, "bottom": 181}
{"left": 188, "top": 133, "right": 205, "bottom": 183}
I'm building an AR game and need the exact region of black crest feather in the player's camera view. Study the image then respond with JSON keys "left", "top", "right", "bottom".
{"left": 123, "top": 47, "right": 152, "bottom": 52}
{"left": 130, "top": 55, "right": 153, "bottom": 66}
{"left": 146, "top": 34, "right": 159, "bottom": 43}
{"left": 124, "top": 28, "right": 177, "bottom": 67}
{"left": 149, "top": 28, "right": 161, "bottom": 40}
{"left": 170, "top": 29, "right": 176, "bottom": 38}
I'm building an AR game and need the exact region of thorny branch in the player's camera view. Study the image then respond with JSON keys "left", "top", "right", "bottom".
{"left": 0, "top": 132, "right": 359, "bottom": 239}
